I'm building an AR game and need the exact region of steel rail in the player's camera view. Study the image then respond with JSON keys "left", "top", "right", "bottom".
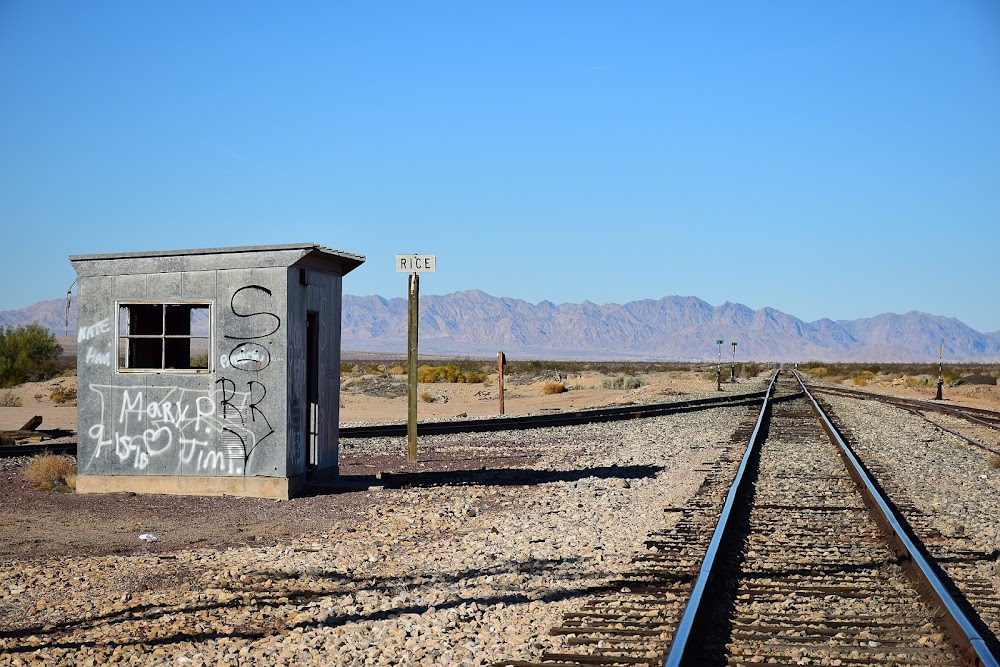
{"left": 901, "top": 407, "right": 1000, "bottom": 456}
{"left": 661, "top": 371, "right": 778, "bottom": 667}
{"left": 0, "top": 390, "right": 769, "bottom": 459}
{"left": 0, "top": 441, "right": 77, "bottom": 458}
{"left": 809, "top": 383, "right": 1000, "bottom": 430}
{"left": 796, "top": 371, "right": 1000, "bottom": 667}
{"left": 340, "top": 390, "right": 767, "bottom": 439}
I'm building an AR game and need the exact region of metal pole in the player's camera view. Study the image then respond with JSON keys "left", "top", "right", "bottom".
{"left": 498, "top": 351, "right": 505, "bottom": 416}
{"left": 716, "top": 339, "right": 723, "bottom": 391}
{"left": 936, "top": 344, "right": 943, "bottom": 401}
{"left": 731, "top": 342, "right": 737, "bottom": 383}
{"left": 407, "top": 272, "right": 419, "bottom": 463}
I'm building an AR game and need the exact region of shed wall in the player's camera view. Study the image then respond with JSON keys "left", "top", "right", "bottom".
{"left": 285, "top": 268, "right": 344, "bottom": 478}
{"left": 76, "top": 267, "right": 291, "bottom": 480}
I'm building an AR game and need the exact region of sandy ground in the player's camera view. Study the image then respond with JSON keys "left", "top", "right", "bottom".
{"left": 1, "top": 368, "right": 997, "bottom": 439}
{"left": 0, "top": 368, "right": 743, "bottom": 561}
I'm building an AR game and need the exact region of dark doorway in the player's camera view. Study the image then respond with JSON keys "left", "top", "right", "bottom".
{"left": 306, "top": 311, "right": 319, "bottom": 478}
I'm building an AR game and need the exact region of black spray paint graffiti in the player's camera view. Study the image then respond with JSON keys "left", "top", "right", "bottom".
{"left": 216, "top": 283, "right": 295, "bottom": 470}
{"left": 224, "top": 285, "right": 281, "bottom": 340}
{"left": 215, "top": 378, "right": 274, "bottom": 470}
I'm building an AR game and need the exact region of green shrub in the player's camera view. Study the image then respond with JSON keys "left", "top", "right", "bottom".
{"left": 602, "top": 376, "right": 625, "bottom": 390}
{"left": 0, "top": 324, "right": 63, "bottom": 388}
{"left": 602, "top": 376, "right": 645, "bottom": 390}
{"left": 624, "top": 376, "right": 645, "bottom": 390}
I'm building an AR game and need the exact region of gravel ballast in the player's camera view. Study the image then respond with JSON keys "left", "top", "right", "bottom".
{"left": 822, "top": 395, "right": 1000, "bottom": 636}
{"left": 0, "top": 406, "right": 751, "bottom": 666}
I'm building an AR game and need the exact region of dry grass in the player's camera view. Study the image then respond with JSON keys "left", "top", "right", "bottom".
{"left": 419, "top": 391, "right": 435, "bottom": 403}
{"left": 541, "top": 381, "right": 567, "bottom": 395}
{"left": 0, "top": 389, "right": 22, "bottom": 407}
{"left": 50, "top": 385, "right": 77, "bottom": 404}
{"left": 24, "top": 453, "right": 77, "bottom": 492}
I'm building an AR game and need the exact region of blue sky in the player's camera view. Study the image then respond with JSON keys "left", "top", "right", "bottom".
{"left": 2, "top": 2, "right": 998, "bottom": 332}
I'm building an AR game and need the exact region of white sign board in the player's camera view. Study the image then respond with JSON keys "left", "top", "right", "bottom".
{"left": 396, "top": 254, "right": 437, "bottom": 272}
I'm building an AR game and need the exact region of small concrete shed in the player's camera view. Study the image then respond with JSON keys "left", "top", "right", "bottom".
{"left": 70, "top": 243, "right": 365, "bottom": 499}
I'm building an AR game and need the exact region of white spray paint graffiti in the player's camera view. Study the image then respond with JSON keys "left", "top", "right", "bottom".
{"left": 79, "top": 318, "right": 113, "bottom": 366}
{"left": 85, "top": 347, "right": 112, "bottom": 366}
{"left": 78, "top": 319, "right": 111, "bottom": 342}
{"left": 85, "top": 384, "right": 273, "bottom": 475}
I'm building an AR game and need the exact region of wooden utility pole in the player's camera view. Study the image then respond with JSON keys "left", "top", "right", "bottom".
{"left": 407, "top": 272, "right": 419, "bottom": 463}
{"left": 498, "top": 351, "right": 506, "bottom": 415}
{"left": 396, "top": 253, "right": 436, "bottom": 465}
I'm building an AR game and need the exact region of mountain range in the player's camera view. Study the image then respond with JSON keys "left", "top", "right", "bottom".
{"left": 6, "top": 291, "right": 997, "bottom": 362}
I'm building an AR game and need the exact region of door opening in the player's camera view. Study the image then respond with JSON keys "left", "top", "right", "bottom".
{"left": 306, "top": 311, "right": 319, "bottom": 478}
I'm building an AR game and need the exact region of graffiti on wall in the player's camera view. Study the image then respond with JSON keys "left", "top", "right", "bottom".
{"left": 85, "top": 383, "right": 271, "bottom": 475}
{"left": 78, "top": 318, "right": 112, "bottom": 367}
{"left": 81, "top": 281, "right": 289, "bottom": 477}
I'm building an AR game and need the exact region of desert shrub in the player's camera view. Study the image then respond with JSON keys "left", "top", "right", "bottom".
{"left": 419, "top": 391, "right": 435, "bottom": 403}
{"left": 390, "top": 365, "right": 406, "bottom": 376}
{"left": 541, "top": 381, "right": 567, "bottom": 395}
{"left": 50, "top": 385, "right": 77, "bottom": 404}
{"left": 903, "top": 375, "right": 931, "bottom": 388}
{"left": 24, "top": 454, "right": 77, "bottom": 492}
{"left": 0, "top": 324, "right": 64, "bottom": 387}
{"left": 989, "top": 455, "right": 1000, "bottom": 470}
{"left": 417, "top": 364, "right": 487, "bottom": 384}
{"left": 0, "top": 389, "right": 22, "bottom": 407}
{"left": 602, "top": 376, "right": 625, "bottom": 390}
{"left": 601, "top": 376, "right": 645, "bottom": 390}
{"left": 942, "top": 368, "right": 964, "bottom": 384}
{"left": 623, "top": 376, "right": 645, "bottom": 390}
{"left": 852, "top": 370, "right": 875, "bottom": 387}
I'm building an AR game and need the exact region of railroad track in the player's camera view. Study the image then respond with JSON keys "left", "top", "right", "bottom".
{"left": 339, "top": 390, "right": 768, "bottom": 439}
{"left": 0, "top": 440, "right": 77, "bottom": 459}
{"left": 808, "top": 383, "right": 1000, "bottom": 431}
{"left": 496, "top": 371, "right": 1000, "bottom": 667}
{"left": 0, "top": 390, "right": 768, "bottom": 459}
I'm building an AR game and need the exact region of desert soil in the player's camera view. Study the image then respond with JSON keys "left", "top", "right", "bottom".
{"left": 0, "top": 368, "right": 997, "bottom": 665}
{"left": 0, "top": 369, "right": 727, "bottom": 559}
{"left": 0, "top": 368, "right": 997, "bottom": 561}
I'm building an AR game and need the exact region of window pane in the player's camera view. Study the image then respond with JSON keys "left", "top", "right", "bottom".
{"left": 117, "top": 303, "right": 211, "bottom": 371}
{"left": 190, "top": 338, "right": 210, "bottom": 369}
{"left": 128, "top": 338, "right": 163, "bottom": 369}
{"left": 124, "top": 304, "right": 164, "bottom": 335}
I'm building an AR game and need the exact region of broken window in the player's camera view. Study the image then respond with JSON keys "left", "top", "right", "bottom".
{"left": 117, "top": 303, "right": 211, "bottom": 371}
